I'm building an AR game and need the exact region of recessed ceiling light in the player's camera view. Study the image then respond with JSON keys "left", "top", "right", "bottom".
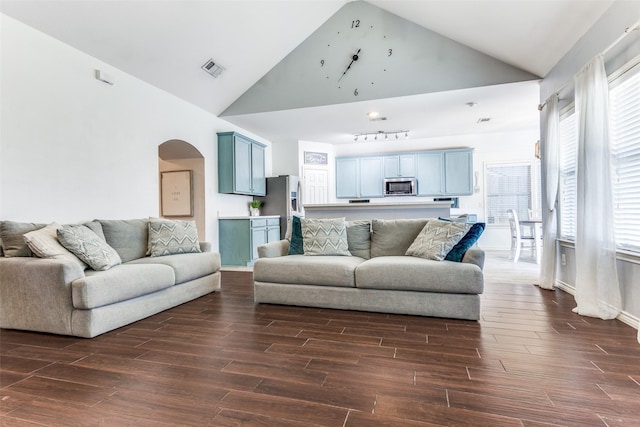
{"left": 477, "top": 117, "right": 491, "bottom": 123}
{"left": 367, "top": 111, "right": 379, "bottom": 119}
{"left": 466, "top": 102, "right": 478, "bottom": 108}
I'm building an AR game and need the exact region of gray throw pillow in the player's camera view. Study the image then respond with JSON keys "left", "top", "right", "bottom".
{"left": 97, "top": 219, "right": 148, "bottom": 263}
{"left": 346, "top": 220, "right": 371, "bottom": 259}
{"left": 301, "top": 217, "right": 350, "bottom": 256}
{"left": 148, "top": 219, "right": 201, "bottom": 257}
{"left": 57, "top": 225, "right": 122, "bottom": 271}
{"left": 0, "top": 220, "right": 46, "bottom": 257}
{"left": 370, "top": 219, "right": 430, "bottom": 257}
{"left": 405, "top": 219, "right": 471, "bottom": 261}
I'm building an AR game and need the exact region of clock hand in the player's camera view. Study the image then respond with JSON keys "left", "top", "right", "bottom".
{"left": 338, "top": 48, "right": 361, "bottom": 82}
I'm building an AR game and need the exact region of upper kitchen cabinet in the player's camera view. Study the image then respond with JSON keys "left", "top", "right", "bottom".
{"left": 416, "top": 149, "right": 473, "bottom": 196}
{"left": 444, "top": 149, "right": 473, "bottom": 195}
{"left": 416, "top": 152, "right": 444, "bottom": 196}
{"left": 384, "top": 154, "right": 416, "bottom": 178}
{"left": 217, "top": 132, "right": 266, "bottom": 196}
{"left": 336, "top": 156, "right": 384, "bottom": 198}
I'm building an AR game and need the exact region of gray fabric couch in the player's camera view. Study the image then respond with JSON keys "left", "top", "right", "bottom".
{"left": 253, "top": 218, "right": 484, "bottom": 320}
{"left": 0, "top": 219, "right": 221, "bottom": 338}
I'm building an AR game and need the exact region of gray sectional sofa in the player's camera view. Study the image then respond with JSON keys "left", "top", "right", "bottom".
{"left": 0, "top": 218, "right": 221, "bottom": 338}
{"left": 253, "top": 218, "right": 485, "bottom": 320}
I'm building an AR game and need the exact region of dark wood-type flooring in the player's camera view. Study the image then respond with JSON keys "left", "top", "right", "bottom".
{"left": 2, "top": 255, "right": 640, "bottom": 426}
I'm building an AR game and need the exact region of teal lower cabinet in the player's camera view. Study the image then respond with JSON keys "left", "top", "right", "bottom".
{"left": 218, "top": 216, "right": 280, "bottom": 266}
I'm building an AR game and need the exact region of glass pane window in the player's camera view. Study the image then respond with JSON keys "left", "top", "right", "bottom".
{"left": 559, "top": 111, "right": 577, "bottom": 240}
{"left": 610, "top": 65, "right": 640, "bottom": 252}
{"left": 485, "top": 163, "right": 533, "bottom": 225}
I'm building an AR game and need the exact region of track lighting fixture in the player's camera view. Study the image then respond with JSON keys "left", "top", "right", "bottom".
{"left": 353, "top": 130, "right": 409, "bottom": 141}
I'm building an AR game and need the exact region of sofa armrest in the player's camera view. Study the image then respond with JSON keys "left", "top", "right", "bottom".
{"left": 257, "top": 239, "right": 290, "bottom": 258}
{"left": 199, "top": 241, "right": 212, "bottom": 252}
{"left": 0, "top": 257, "right": 86, "bottom": 335}
{"left": 462, "top": 246, "right": 485, "bottom": 270}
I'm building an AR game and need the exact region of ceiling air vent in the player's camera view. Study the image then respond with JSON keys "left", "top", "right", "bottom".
{"left": 201, "top": 58, "right": 225, "bottom": 78}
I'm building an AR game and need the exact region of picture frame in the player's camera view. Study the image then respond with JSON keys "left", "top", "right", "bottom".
{"left": 304, "top": 151, "right": 328, "bottom": 165}
{"left": 161, "top": 170, "right": 193, "bottom": 217}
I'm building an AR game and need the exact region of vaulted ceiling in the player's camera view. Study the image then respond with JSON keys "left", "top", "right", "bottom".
{"left": 1, "top": 0, "right": 615, "bottom": 144}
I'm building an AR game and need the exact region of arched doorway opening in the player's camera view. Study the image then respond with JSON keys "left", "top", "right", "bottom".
{"left": 158, "top": 140, "right": 205, "bottom": 239}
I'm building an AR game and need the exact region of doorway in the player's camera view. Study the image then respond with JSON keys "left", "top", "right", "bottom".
{"left": 158, "top": 140, "right": 205, "bottom": 240}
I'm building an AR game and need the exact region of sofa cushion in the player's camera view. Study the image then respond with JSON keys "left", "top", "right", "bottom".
{"left": 370, "top": 219, "right": 429, "bottom": 258}
{"left": 148, "top": 219, "right": 201, "bottom": 257}
{"left": 98, "top": 219, "right": 148, "bottom": 263}
{"left": 127, "top": 251, "right": 220, "bottom": 284}
{"left": 346, "top": 220, "right": 371, "bottom": 259}
{"left": 355, "top": 256, "right": 483, "bottom": 294}
{"left": 23, "top": 222, "right": 87, "bottom": 269}
{"left": 1, "top": 221, "right": 46, "bottom": 257}
{"left": 405, "top": 220, "right": 471, "bottom": 261}
{"left": 71, "top": 264, "right": 175, "bottom": 309}
{"left": 301, "top": 218, "right": 350, "bottom": 256}
{"left": 57, "top": 225, "right": 122, "bottom": 271}
{"left": 254, "top": 255, "right": 364, "bottom": 288}
{"left": 445, "top": 222, "right": 485, "bottom": 262}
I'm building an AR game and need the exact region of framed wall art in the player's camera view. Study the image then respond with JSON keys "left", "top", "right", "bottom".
{"left": 161, "top": 170, "right": 193, "bottom": 217}
{"left": 304, "top": 151, "right": 328, "bottom": 165}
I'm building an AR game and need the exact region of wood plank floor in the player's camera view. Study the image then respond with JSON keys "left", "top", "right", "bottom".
{"left": 2, "top": 252, "right": 640, "bottom": 426}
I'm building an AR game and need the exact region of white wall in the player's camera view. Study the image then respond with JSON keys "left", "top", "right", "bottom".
{"left": 0, "top": 15, "right": 271, "bottom": 249}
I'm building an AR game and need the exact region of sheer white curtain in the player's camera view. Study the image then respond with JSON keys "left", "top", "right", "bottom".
{"left": 537, "top": 94, "right": 559, "bottom": 290}
{"left": 573, "top": 55, "right": 621, "bottom": 319}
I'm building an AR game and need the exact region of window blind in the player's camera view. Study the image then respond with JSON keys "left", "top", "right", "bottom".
{"left": 559, "top": 112, "right": 577, "bottom": 240}
{"left": 610, "top": 66, "right": 640, "bottom": 252}
{"left": 485, "top": 163, "right": 532, "bottom": 225}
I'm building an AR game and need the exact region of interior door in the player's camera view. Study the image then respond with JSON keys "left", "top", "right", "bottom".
{"left": 303, "top": 166, "right": 329, "bottom": 205}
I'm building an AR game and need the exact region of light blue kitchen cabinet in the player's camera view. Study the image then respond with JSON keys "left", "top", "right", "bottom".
{"left": 217, "top": 132, "right": 266, "bottom": 196}
{"left": 336, "top": 157, "right": 359, "bottom": 198}
{"left": 416, "top": 149, "right": 473, "bottom": 196}
{"left": 219, "top": 217, "right": 280, "bottom": 266}
{"left": 416, "top": 152, "right": 444, "bottom": 196}
{"left": 359, "top": 157, "right": 384, "bottom": 197}
{"left": 384, "top": 154, "right": 416, "bottom": 178}
{"left": 444, "top": 150, "right": 473, "bottom": 195}
{"left": 336, "top": 156, "right": 383, "bottom": 198}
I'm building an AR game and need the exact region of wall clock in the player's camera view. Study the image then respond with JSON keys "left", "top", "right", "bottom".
{"left": 319, "top": 18, "right": 394, "bottom": 97}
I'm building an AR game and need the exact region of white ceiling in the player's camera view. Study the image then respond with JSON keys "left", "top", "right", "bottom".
{"left": 1, "top": 0, "right": 615, "bottom": 144}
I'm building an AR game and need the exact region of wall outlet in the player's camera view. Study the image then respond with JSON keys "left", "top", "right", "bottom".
{"left": 561, "top": 253, "right": 567, "bottom": 266}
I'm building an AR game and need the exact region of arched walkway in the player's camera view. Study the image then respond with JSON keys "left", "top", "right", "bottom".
{"left": 158, "top": 140, "right": 205, "bottom": 239}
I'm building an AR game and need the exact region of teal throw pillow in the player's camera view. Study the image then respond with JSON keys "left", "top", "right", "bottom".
{"left": 287, "top": 216, "right": 304, "bottom": 255}
{"left": 445, "top": 222, "right": 485, "bottom": 262}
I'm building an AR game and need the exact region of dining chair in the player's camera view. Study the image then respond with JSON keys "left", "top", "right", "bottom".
{"left": 507, "top": 209, "right": 537, "bottom": 263}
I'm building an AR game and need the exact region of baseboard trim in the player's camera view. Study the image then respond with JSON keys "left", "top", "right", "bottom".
{"left": 555, "top": 280, "right": 639, "bottom": 331}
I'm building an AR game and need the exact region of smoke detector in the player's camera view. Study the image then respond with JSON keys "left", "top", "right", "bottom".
{"left": 201, "top": 59, "right": 225, "bottom": 78}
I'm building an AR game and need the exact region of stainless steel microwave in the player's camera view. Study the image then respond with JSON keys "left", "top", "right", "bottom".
{"left": 384, "top": 178, "right": 417, "bottom": 196}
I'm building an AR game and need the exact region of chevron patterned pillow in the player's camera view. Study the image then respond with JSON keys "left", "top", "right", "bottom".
{"left": 57, "top": 225, "right": 121, "bottom": 271}
{"left": 148, "top": 219, "right": 201, "bottom": 257}
{"left": 405, "top": 219, "right": 471, "bottom": 261}
{"left": 301, "top": 217, "right": 350, "bottom": 256}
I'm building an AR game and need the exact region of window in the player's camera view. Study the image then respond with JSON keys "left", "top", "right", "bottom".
{"left": 610, "top": 64, "right": 640, "bottom": 252}
{"left": 556, "top": 60, "right": 640, "bottom": 254}
{"left": 485, "top": 162, "right": 537, "bottom": 225}
{"left": 559, "top": 110, "right": 577, "bottom": 240}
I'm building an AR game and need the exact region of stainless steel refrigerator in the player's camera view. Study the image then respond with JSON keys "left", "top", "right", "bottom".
{"left": 254, "top": 175, "right": 302, "bottom": 239}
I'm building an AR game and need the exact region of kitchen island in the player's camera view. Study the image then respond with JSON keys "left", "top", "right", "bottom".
{"left": 303, "top": 201, "right": 451, "bottom": 221}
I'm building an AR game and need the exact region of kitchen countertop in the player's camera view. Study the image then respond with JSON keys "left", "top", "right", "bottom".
{"left": 303, "top": 201, "right": 452, "bottom": 220}
{"left": 218, "top": 215, "right": 280, "bottom": 219}
{"left": 304, "top": 201, "right": 452, "bottom": 209}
